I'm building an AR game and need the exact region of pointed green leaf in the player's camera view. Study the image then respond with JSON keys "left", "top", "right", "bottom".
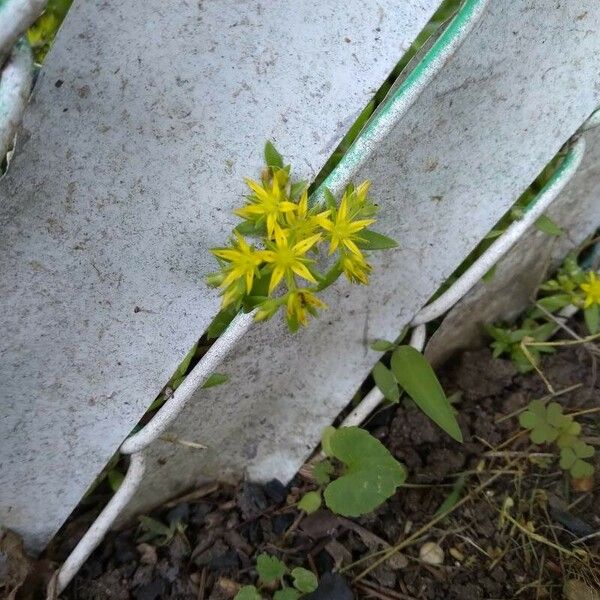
{"left": 585, "top": 304, "right": 599, "bottom": 335}
{"left": 356, "top": 229, "right": 398, "bottom": 250}
{"left": 535, "top": 215, "right": 563, "bottom": 236}
{"left": 264, "top": 141, "right": 284, "bottom": 169}
{"left": 372, "top": 362, "right": 399, "bottom": 403}
{"left": 201, "top": 372, "right": 229, "bottom": 389}
{"left": 390, "top": 346, "right": 462, "bottom": 442}
{"left": 370, "top": 339, "right": 395, "bottom": 352}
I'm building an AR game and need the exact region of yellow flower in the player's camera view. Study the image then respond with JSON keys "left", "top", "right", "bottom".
{"left": 261, "top": 230, "right": 321, "bottom": 293}
{"left": 211, "top": 232, "right": 263, "bottom": 294}
{"left": 580, "top": 272, "right": 600, "bottom": 307}
{"left": 235, "top": 174, "right": 297, "bottom": 238}
{"left": 319, "top": 183, "right": 375, "bottom": 257}
{"left": 286, "top": 289, "right": 327, "bottom": 326}
{"left": 340, "top": 251, "right": 371, "bottom": 285}
{"left": 283, "top": 189, "right": 330, "bottom": 241}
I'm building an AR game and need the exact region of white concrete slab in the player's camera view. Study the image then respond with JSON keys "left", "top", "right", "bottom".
{"left": 426, "top": 125, "right": 600, "bottom": 367}
{"left": 0, "top": 0, "right": 441, "bottom": 551}
{"left": 127, "top": 1, "right": 600, "bottom": 517}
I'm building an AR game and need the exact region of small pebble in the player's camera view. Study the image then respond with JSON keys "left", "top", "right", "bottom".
{"left": 419, "top": 541, "right": 444, "bottom": 565}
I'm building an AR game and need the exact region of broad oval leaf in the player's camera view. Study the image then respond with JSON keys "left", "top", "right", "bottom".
{"left": 298, "top": 491, "right": 321, "bottom": 514}
{"left": 390, "top": 346, "right": 463, "bottom": 442}
{"left": 264, "top": 140, "right": 284, "bottom": 169}
{"left": 372, "top": 362, "right": 399, "bottom": 402}
{"left": 256, "top": 553, "right": 287, "bottom": 583}
{"left": 291, "top": 567, "right": 318, "bottom": 593}
{"left": 235, "top": 586, "right": 262, "bottom": 600}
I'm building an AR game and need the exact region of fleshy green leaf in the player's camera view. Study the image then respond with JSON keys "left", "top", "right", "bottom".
{"left": 264, "top": 141, "right": 284, "bottom": 169}
{"left": 535, "top": 215, "right": 563, "bottom": 236}
{"left": 207, "top": 307, "right": 236, "bottom": 339}
{"left": 323, "top": 427, "right": 406, "bottom": 517}
{"left": 298, "top": 491, "right": 322, "bottom": 514}
{"left": 585, "top": 304, "right": 599, "bottom": 335}
{"left": 536, "top": 294, "right": 572, "bottom": 312}
{"left": 235, "top": 586, "right": 263, "bottom": 600}
{"left": 390, "top": 346, "right": 462, "bottom": 442}
{"left": 372, "top": 362, "right": 399, "bottom": 403}
{"left": 356, "top": 229, "right": 398, "bottom": 250}
{"left": 107, "top": 468, "right": 124, "bottom": 492}
{"left": 201, "top": 372, "right": 229, "bottom": 389}
{"left": 256, "top": 553, "right": 287, "bottom": 583}
{"left": 370, "top": 339, "right": 395, "bottom": 352}
{"left": 291, "top": 568, "right": 318, "bottom": 593}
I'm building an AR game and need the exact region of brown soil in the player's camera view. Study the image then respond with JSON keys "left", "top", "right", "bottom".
{"left": 46, "top": 332, "right": 600, "bottom": 600}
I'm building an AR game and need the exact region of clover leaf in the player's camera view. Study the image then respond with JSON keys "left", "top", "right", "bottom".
{"left": 519, "top": 400, "right": 559, "bottom": 444}
{"left": 256, "top": 553, "right": 287, "bottom": 583}
{"left": 323, "top": 427, "right": 406, "bottom": 517}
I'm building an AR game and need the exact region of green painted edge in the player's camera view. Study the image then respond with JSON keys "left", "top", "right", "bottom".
{"left": 315, "top": 0, "right": 487, "bottom": 197}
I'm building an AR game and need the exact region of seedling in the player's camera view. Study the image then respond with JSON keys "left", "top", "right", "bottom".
{"left": 136, "top": 515, "right": 188, "bottom": 546}
{"left": 233, "top": 553, "right": 318, "bottom": 600}
{"left": 519, "top": 400, "right": 595, "bottom": 479}
{"left": 207, "top": 142, "right": 397, "bottom": 332}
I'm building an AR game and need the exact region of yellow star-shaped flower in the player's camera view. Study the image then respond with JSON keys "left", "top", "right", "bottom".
{"left": 235, "top": 175, "right": 297, "bottom": 238}
{"left": 261, "top": 230, "right": 320, "bottom": 293}
{"left": 286, "top": 289, "right": 327, "bottom": 326}
{"left": 581, "top": 272, "right": 600, "bottom": 308}
{"left": 319, "top": 185, "right": 375, "bottom": 257}
{"left": 211, "top": 232, "right": 263, "bottom": 295}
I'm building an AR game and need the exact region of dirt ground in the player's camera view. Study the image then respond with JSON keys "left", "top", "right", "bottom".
{"left": 43, "top": 326, "right": 600, "bottom": 600}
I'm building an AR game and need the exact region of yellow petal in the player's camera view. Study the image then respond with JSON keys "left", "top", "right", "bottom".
{"left": 293, "top": 233, "right": 321, "bottom": 256}
{"left": 269, "top": 265, "right": 285, "bottom": 294}
{"left": 291, "top": 262, "right": 317, "bottom": 284}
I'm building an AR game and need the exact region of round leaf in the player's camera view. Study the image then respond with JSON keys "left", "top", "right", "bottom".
{"left": 298, "top": 491, "right": 321, "bottom": 514}
{"left": 291, "top": 567, "right": 318, "bottom": 593}
{"left": 256, "top": 553, "right": 287, "bottom": 583}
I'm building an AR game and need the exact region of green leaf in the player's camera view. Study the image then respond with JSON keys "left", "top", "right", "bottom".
{"left": 585, "top": 304, "right": 599, "bottom": 335}
{"left": 323, "top": 187, "right": 337, "bottom": 210}
{"left": 256, "top": 553, "right": 287, "bottom": 583}
{"left": 298, "top": 491, "right": 322, "bottom": 514}
{"left": 264, "top": 141, "right": 284, "bottom": 169}
{"left": 372, "top": 362, "right": 400, "bottom": 403}
{"left": 291, "top": 568, "right": 318, "bottom": 593}
{"left": 435, "top": 475, "right": 467, "bottom": 516}
{"left": 321, "top": 426, "right": 336, "bottom": 457}
{"left": 273, "top": 589, "right": 301, "bottom": 600}
{"left": 482, "top": 265, "right": 496, "bottom": 282}
{"left": 235, "top": 586, "right": 262, "bottom": 600}
{"left": 138, "top": 516, "right": 172, "bottom": 538}
{"left": 107, "top": 468, "right": 124, "bottom": 492}
{"left": 290, "top": 181, "right": 307, "bottom": 200}
{"left": 315, "top": 262, "right": 342, "bottom": 292}
{"left": 571, "top": 459, "right": 594, "bottom": 479}
{"left": 356, "top": 229, "right": 398, "bottom": 250}
{"left": 323, "top": 427, "right": 406, "bottom": 517}
{"left": 536, "top": 294, "right": 572, "bottom": 312}
{"left": 390, "top": 346, "right": 462, "bottom": 442}
{"left": 535, "top": 215, "right": 563, "bottom": 236}
{"left": 313, "top": 459, "right": 334, "bottom": 485}
{"left": 235, "top": 220, "right": 265, "bottom": 236}
{"left": 207, "top": 307, "right": 236, "bottom": 339}
{"left": 202, "top": 372, "right": 229, "bottom": 388}
{"left": 370, "top": 339, "right": 395, "bottom": 352}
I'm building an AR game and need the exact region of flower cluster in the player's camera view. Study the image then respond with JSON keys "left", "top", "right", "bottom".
{"left": 208, "top": 142, "right": 396, "bottom": 331}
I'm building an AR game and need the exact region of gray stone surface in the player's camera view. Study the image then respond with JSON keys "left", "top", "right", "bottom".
{"left": 0, "top": 0, "right": 440, "bottom": 551}
{"left": 127, "top": 1, "right": 600, "bottom": 518}
{"left": 425, "top": 125, "right": 600, "bottom": 367}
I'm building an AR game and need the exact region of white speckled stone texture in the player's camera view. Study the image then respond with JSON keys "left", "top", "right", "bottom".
{"left": 125, "top": 1, "right": 600, "bottom": 518}
{"left": 0, "top": 0, "right": 441, "bottom": 551}
{"left": 426, "top": 124, "right": 600, "bottom": 367}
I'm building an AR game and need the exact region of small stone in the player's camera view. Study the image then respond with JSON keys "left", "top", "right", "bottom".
{"left": 419, "top": 541, "right": 444, "bottom": 565}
